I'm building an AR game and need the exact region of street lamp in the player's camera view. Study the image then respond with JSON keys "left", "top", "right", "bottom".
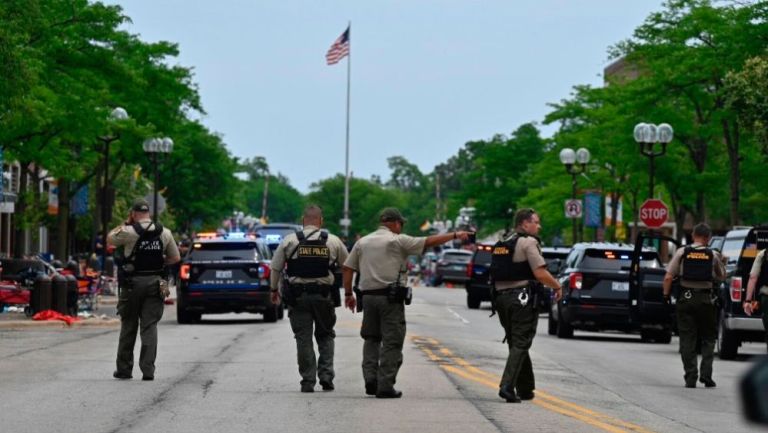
{"left": 559, "top": 147, "right": 591, "bottom": 243}
{"left": 634, "top": 122, "right": 673, "bottom": 199}
{"left": 99, "top": 107, "right": 128, "bottom": 275}
{"left": 142, "top": 137, "right": 174, "bottom": 221}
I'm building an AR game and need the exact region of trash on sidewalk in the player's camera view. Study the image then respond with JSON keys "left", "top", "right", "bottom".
{"left": 32, "top": 309, "right": 80, "bottom": 326}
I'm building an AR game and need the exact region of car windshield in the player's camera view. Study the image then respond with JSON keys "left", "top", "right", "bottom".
{"left": 255, "top": 227, "right": 299, "bottom": 245}
{"left": 443, "top": 252, "right": 472, "bottom": 263}
{"left": 188, "top": 242, "right": 269, "bottom": 261}
{"left": 474, "top": 250, "right": 492, "bottom": 265}
{"left": 580, "top": 249, "right": 661, "bottom": 271}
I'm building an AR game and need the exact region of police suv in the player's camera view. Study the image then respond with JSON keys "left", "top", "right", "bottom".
{"left": 176, "top": 232, "right": 281, "bottom": 323}
{"left": 717, "top": 226, "right": 768, "bottom": 359}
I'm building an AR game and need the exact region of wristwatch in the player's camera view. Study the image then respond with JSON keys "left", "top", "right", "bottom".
{"left": 453, "top": 232, "right": 457, "bottom": 239}
{"left": 345, "top": 293, "right": 353, "bottom": 297}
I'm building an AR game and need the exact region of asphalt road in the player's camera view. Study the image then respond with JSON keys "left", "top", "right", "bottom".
{"left": 0, "top": 285, "right": 764, "bottom": 433}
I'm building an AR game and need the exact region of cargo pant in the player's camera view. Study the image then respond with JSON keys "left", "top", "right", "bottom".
{"left": 676, "top": 289, "right": 717, "bottom": 383}
{"left": 496, "top": 288, "right": 538, "bottom": 394}
{"left": 288, "top": 293, "right": 336, "bottom": 386}
{"left": 116, "top": 275, "right": 164, "bottom": 378}
{"left": 360, "top": 294, "right": 406, "bottom": 394}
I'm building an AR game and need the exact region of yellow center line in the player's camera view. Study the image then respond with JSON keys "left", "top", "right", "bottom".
{"left": 411, "top": 335, "right": 656, "bottom": 433}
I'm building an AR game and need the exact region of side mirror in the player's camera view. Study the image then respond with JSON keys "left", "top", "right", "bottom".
{"left": 742, "top": 356, "right": 768, "bottom": 424}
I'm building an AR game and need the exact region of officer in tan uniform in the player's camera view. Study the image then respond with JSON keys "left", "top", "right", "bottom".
{"left": 108, "top": 198, "right": 180, "bottom": 381}
{"left": 270, "top": 205, "right": 349, "bottom": 393}
{"left": 342, "top": 208, "right": 471, "bottom": 398}
{"left": 663, "top": 223, "right": 725, "bottom": 388}
{"left": 491, "top": 208, "right": 562, "bottom": 403}
{"left": 744, "top": 248, "right": 768, "bottom": 352}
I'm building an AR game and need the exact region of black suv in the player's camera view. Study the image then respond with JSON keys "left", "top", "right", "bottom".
{"left": 176, "top": 233, "right": 282, "bottom": 323}
{"left": 548, "top": 242, "right": 670, "bottom": 342}
{"left": 254, "top": 223, "right": 302, "bottom": 251}
{"left": 465, "top": 244, "right": 493, "bottom": 309}
{"left": 716, "top": 226, "right": 768, "bottom": 359}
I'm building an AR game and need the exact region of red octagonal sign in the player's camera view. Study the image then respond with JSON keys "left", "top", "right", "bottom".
{"left": 640, "top": 199, "right": 669, "bottom": 228}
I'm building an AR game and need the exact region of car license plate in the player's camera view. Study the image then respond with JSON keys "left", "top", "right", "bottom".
{"left": 453, "top": 265, "right": 464, "bottom": 271}
{"left": 216, "top": 270, "right": 232, "bottom": 279}
{"left": 612, "top": 282, "right": 629, "bottom": 292}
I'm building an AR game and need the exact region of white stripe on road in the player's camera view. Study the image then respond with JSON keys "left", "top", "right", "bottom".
{"left": 446, "top": 307, "right": 470, "bottom": 324}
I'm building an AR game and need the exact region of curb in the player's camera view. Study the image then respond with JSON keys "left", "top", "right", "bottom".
{"left": 0, "top": 318, "right": 120, "bottom": 329}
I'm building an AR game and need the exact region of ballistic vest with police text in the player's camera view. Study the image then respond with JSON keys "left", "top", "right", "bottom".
{"left": 681, "top": 246, "right": 714, "bottom": 282}
{"left": 130, "top": 222, "right": 165, "bottom": 275}
{"left": 286, "top": 230, "right": 331, "bottom": 279}
{"left": 490, "top": 233, "right": 536, "bottom": 282}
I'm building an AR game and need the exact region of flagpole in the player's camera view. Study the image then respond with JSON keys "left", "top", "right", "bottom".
{"left": 342, "top": 22, "right": 351, "bottom": 237}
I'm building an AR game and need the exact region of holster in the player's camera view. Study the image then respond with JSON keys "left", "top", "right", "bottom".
{"left": 331, "top": 271, "right": 342, "bottom": 307}
{"left": 387, "top": 284, "right": 411, "bottom": 305}
{"left": 282, "top": 280, "right": 297, "bottom": 307}
{"left": 353, "top": 287, "right": 363, "bottom": 312}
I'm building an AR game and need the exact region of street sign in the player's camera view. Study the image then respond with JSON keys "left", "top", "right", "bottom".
{"left": 565, "top": 199, "right": 583, "bottom": 219}
{"left": 639, "top": 199, "right": 669, "bottom": 228}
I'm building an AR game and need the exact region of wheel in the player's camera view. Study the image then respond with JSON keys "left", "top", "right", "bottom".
{"left": 467, "top": 292, "right": 481, "bottom": 309}
{"left": 176, "top": 301, "right": 200, "bottom": 324}
{"left": 548, "top": 309, "right": 557, "bottom": 335}
{"left": 277, "top": 303, "right": 285, "bottom": 320}
{"left": 556, "top": 306, "right": 574, "bottom": 339}
{"left": 657, "top": 329, "right": 672, "bottom": 344}
{"left": 717, "top": 313, "right": 739, "bottom": 359}
{"left": 263, "top": 305, "right": 279, "bottom": 323}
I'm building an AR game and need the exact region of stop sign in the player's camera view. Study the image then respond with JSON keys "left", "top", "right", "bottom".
{"left": 640, "top": 199, "right": 669, "bottom": 228}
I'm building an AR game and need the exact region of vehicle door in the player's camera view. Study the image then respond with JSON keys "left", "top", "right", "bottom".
{"left": 629, "top": 231, "right": 678, "bottom": 326}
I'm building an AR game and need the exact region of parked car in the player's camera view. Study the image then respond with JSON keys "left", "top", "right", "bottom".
{"left": 548, "top": 242, "right": 670, "bottom": 342}
{"left": 176, "top": 232, "right": 281, "bottom": 323}
{"left": 465, "top": 244, "right": 493, "bottom": 309}
{"left": 716, "top": 226, "right": 768, "bottom": 359}
{"left": 434, "top": 249, "right": 473, "bottom": 286}
{"left": 253, "top": 223, "right": 302, "bottom": 251}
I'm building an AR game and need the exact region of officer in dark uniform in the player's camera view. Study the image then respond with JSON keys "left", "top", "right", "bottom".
{"left": 343, "top": 208, "right": 471, "bottom": 398}
{"left": 108, "top": 198, "right": 180, "bottom": 381}
{"left": 491, "top": 208, "right": 562, "bottom": 403}
{"left": 744, "top": 247, "right": 768, "bottom": 351}
{"left": 663, "top": 223, "right": 725, "bottom": 388}
{"left": 270, "top": 205, "right": 349, "bottom": 393}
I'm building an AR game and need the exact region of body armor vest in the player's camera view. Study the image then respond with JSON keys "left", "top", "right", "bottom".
{"left": 490, "top": 233, "right": 536, "bottom": 282}
{"left": 130, "top": 222, "right": 165, "bottom": 275}
{"left": 681, "top": 246, "right": 714, "bottom": 282}
{"left": 286, "top": 230, "right": 331, "bottom": 279}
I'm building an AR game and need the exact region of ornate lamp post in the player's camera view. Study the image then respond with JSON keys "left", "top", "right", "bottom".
{"left": 559, "top": 147, "right": 591, "bottom": 243}
{"left": 142, "top": 137, "right": 174, "bottom": 221}
{"left": 634, "top": 123, "right": 674, "bottom": 199}
{"left": 98, "top": 107, "right": 128, "bottom": 274}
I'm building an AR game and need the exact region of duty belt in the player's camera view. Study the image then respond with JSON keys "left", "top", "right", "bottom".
{"left": 289, "top": 283, "right": 333, "bottom": 294}
{"left": 496, "top": 286, "right": 530, "bottom": 295}
{"left": 360, "top": 288, "right": 390, "bottom": 296}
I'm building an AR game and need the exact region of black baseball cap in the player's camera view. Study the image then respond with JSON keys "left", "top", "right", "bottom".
{"left": 131, "top": 198, "right": 150, "bottom": 213}
{"left": 379, "top": 207, "right": 406, "bottom": 223}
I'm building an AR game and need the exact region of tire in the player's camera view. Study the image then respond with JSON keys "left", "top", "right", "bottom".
{"left": 263, "top": 305, "right": 279, "bottom": 323}
{"left": 277, "top": 303, "right": 285, "bottom": 320}
{"left": 556, "top": 306, "right": 574, "bottom": 339}
{"left": 467, "top": 291, "right": 481, "bottom": 309}
{"left": 657, "top": 329, "right": 672, "bottom": 344}
{"left": 548, "top": 309, "right": 557, "bottom": 336}
{"left": 641, "top": 329, "right": 672, "bottom": 344}
{"left": 717, "top": 313, "right": 739, "bottom": 360}
{"left": 176, "top": 301, "right": 200, "bottom": 324}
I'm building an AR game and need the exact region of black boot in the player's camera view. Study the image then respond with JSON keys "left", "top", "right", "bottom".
{"left": 499, "top": 385, "right": 521, "bottom": 403}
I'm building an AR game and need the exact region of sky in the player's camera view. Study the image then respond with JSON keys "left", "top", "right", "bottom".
{"left": 108, "top": 0, "right": 666, "bottom": 193}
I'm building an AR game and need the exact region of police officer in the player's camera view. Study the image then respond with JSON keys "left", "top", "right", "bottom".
{"left": 342, "top": 208, "right": 471, "bottom": 398}
{"left": 492, "top": 208, "right": 562, "bottom": 403}
{"left": 663, "top": 223, "right": 725, "bottom": 388}
{"left": 108, "top": 198, "right": 180, "bottom": 381}
{"left": 744, "top": 247, "right": 768, "bottom": 352}
{"left": 270, "top": 205, "right": 349, "bottom": 393}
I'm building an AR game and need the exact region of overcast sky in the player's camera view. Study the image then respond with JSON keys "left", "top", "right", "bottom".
{"left": 109, "top": 0, "right": 665, "bottom": 192}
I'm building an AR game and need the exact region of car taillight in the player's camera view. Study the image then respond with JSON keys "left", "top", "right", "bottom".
{"left": 259, "top": 264, "right": 270, "bottom": 279}
{"left": 569, "top": 273, "right": 583, "bottom": 290}
{"left": 466, "top": 262, "right": 473, "bottom": 277}
{"left": 729, "top": 277, "right": 742, "bottom": 302}
{"left": 180, "top": 264, "right": 190, "bottom": 280}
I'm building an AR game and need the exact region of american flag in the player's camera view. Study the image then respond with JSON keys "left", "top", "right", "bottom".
{"left": 326, "top": 27, "right": 350, "bottom": 65}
